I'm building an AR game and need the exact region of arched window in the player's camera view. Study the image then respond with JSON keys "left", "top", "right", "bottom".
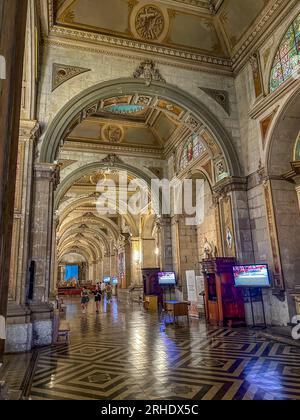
{"left": 180, "top": 133, "right": 206, "bottom": 171}
{"left": 270, "top": 13, "right": 300, "bottom": 93}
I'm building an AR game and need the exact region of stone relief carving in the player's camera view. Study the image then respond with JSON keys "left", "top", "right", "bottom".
{"left": 52, "top": 63, "right": 91, "bottom": 91}
{"left": 135, "top": 5, "right": 165, "bottom": 41}
{"left": 103, "top": 124, "right": 124, "bottom": 143}
{"left": 133, "top": 60, "right": 166, "bottom": 86}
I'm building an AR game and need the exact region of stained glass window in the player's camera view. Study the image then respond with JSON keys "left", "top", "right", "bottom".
{"left": 270, "top": 13, "right": 300, "bottom": 93}
{"left": 180, "top": 134, "right": 206, "bottom": 171}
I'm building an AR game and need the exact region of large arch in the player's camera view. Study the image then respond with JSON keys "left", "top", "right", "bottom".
{"left": 266, "top": 87, "right": 300, "bottom": 317}
{"left": 39, "top": 78, "right": 242, "bottom": 177}
{"left": 267, "top": 88, "right": 300, "bottom": 176}
{"left": 54, "top": 160, "right": 158, "bottom": 211}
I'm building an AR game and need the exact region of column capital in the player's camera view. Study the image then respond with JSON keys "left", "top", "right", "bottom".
{"left": 212, "top": 176, "right": 247, "bottom": 200}
{"left": 34, "top": 162, "right": 60, "bottom": 189}
{"left": 19, "top": 120, "right": 40, "bottom": 141}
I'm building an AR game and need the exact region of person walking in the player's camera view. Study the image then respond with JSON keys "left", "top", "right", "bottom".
{"left": 93, "top": 283, "right": 102, "bottom": 314}
{"left": 81, "top": 287, "right": 89, "bottom": 314}
{"left": 100, "top": 281, "right": 106, "bottom": 294}
{"left": 106, "top": 283, "right": 113, "bottom": 304}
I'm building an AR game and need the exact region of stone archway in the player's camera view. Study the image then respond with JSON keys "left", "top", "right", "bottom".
{"left": 39, "top": 78, "right": 242, "bottom": 177}
{"left": 266, "top": 88, "right": 300, "bottom": 318}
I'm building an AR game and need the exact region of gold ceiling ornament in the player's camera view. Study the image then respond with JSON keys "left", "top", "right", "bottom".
{"left": 103, "top": 124, "right": 124, "bottom": 144}
{"left": 90, "top": 171, "right": 107, "bottom": 185}
{"left": 135, "top": 4, "right": 165, "bottom": 41}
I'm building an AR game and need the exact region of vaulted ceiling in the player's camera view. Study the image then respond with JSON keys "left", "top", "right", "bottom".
{"left": 51, "top": 0, "right": 272, "bottom": 61}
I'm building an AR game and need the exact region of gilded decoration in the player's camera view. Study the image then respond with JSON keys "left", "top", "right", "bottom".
{"left": 135, "top": 4, "right": 165, "bottom": 41}
{"left": 103, "top": 125, "right": 124, "bottom": 143}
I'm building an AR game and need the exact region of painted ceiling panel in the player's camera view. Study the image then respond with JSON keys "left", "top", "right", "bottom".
{"left": 54, "top": 0, "right": 271, "bottom": 58}
{"left": 219, "top": 0, "right": 270, "bottom": 50}
{"left": 57, "top": 0, "right": 129, "bottom": 35}
{"left": 169, "top": 13, "right": 226, "bottom": 55}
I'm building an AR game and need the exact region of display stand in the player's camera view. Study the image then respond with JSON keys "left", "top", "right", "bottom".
{"left": 248, "top": 288, "right": 267, "bottom": 330}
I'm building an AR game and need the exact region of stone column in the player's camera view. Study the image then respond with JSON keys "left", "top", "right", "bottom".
{"left": 29, "top": 163, "right": 59, "bottom": 347}
{"left": 156, "top": 217, "right": 173, "bottom": 271}
{"left": 213, "top": 177, "right": 255, "bottom": 263}
{"left": 124, "top": 234, "right": 132, "bottom": 288}
{"left": 103, "top": 254, "right": 111, "bottom": 277}
{"left": 142, "top": 238, "right": 157, "bottom": 268}
{"left": 131, "top": 237, "right": 142, "bottom": 286}
{"left": 49, "top": 213, "right": 59, "bottom": 298}
{"left": 0, "top": 0, "right": 28, "bottom": 362}
{"left": 5, "top": 121, "right": 39, "bottom": 353}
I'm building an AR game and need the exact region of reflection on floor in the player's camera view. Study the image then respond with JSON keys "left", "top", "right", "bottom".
{"left": 24, "top": 297, "right": 300, "bottom": 400}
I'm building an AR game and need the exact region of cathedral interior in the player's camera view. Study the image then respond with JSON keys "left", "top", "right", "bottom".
{"left": 0, "top": 0, "right": 300, "bottom": 401}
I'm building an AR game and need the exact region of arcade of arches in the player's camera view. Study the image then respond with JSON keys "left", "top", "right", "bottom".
{"left": 0, "top": 0, "right": 300, "bottom": 401}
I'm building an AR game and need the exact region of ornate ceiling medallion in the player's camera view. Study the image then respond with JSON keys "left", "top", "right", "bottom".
{"left": 135, "top": 5, "right": 164, "bottom": 40}
{"left": 103, "top": 124, "right": 124, "bottom": 144}
{"left": 130, "top": 2, "right": 169, "bottom": 43}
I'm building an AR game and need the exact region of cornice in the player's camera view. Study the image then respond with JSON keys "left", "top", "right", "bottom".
{"left": 44, "top": 37, "right": 234, "bottom": 76}
{"left": 249, "top": 77, "right": 299, "bottom": 119}
{"left": 63, "top": 141, "right": 164, "bottom": 159}
{"left": 48, "top": 25, "right": 232, "bottom": 70}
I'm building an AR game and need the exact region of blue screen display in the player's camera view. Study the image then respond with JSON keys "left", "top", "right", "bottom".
{"left": 233, "top": 265, "right": 271, "bottom": 288}
{"left": 65, "top": 265, "right": 79, "bottom": 281}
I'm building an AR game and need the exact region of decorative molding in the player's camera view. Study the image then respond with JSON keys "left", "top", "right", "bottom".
{"left": 133, "top": 60, "right": 166, "bottom": 86}
{"left": 249, "top": 76, "right": 299, "bottom": 119}
{"left": 212, "top": 176, "right": 247, "bottom": 199}
{"left": 44, "top": 38, "right": 233, "bottom": 76}
{"left": 260, "top": 107, "right": 279, "bottom": 148}
{"left": 263, "top": 180, "right": 285, "bottom": 290}
{"left": 231, "top": 0, "right": 289, "bottom": 71}
{"left": 199, "top": 87, "right": 230, "bottom": 114}
{"left": 282, "top": 161, "right": 300, "bottom": 182}
{"left": 48, "top": 24, "right": 232, "bottom": 69}
{"left": 52, "top": 63, "right": 91, "bottom": 91}
{"left": 100, "top": 154, "right": 125, "bottom": 167}
{"left": 58, "top": 159, "right": 77, "bottom": 170}
{"left": 134, "top": 5, "right": 165, "bottom": 41}
{"left": 102, "top": 124, "right": 124, "bottom": 144}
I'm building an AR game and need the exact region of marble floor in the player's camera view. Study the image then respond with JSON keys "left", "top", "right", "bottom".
{"left": 7, "top": 297, "right": 300, "bottom": 400}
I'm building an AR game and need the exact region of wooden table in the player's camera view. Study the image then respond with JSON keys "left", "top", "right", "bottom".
{"left": 164, "top": 300, "right": 190, "bottom": 324}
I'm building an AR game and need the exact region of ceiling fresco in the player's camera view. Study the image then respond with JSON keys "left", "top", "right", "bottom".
{"left": 52, "top": 0, "right": 272, "bottom": 59}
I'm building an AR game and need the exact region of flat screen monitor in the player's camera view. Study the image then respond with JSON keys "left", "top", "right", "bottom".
{"left": 233, "top": 264, "right": 271, "bottom": 288}
{"left": 158, "top": 272, "right": 176, "bottom": 286}
{"left": 112, "top": 276, "right": 118, "bottom": 285}
{"left": 103, "top": 276, "right": 111, "bottom": 284}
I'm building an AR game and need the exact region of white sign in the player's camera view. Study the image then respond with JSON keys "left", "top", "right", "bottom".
{"left": 186, "top": 270, "right": 197, "bottom": 302}
{"left": 0, "top": 55, "right": 6, "bottom": 80}
{"left": 196, "top": 276, "right": 205, "bottom": 293}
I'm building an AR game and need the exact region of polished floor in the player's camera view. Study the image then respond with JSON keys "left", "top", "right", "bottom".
{"left": 19, "top": 297, "right": 300, "bottom": 400}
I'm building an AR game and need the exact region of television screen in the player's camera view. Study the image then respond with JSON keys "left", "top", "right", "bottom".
{"left": 112, "top": 276, "right": 118, "bottom": 285}
{"left": 65, "top": 265, "right": 79, "bottom": 282}
{"left": 233, "top": 265, "right": 271, "bottom": 288}
{"left": 104, "top": 276, "right": 111, "bottom": 284}
{"left": 158, "top": 272, "right": 176, "bottom": 286}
